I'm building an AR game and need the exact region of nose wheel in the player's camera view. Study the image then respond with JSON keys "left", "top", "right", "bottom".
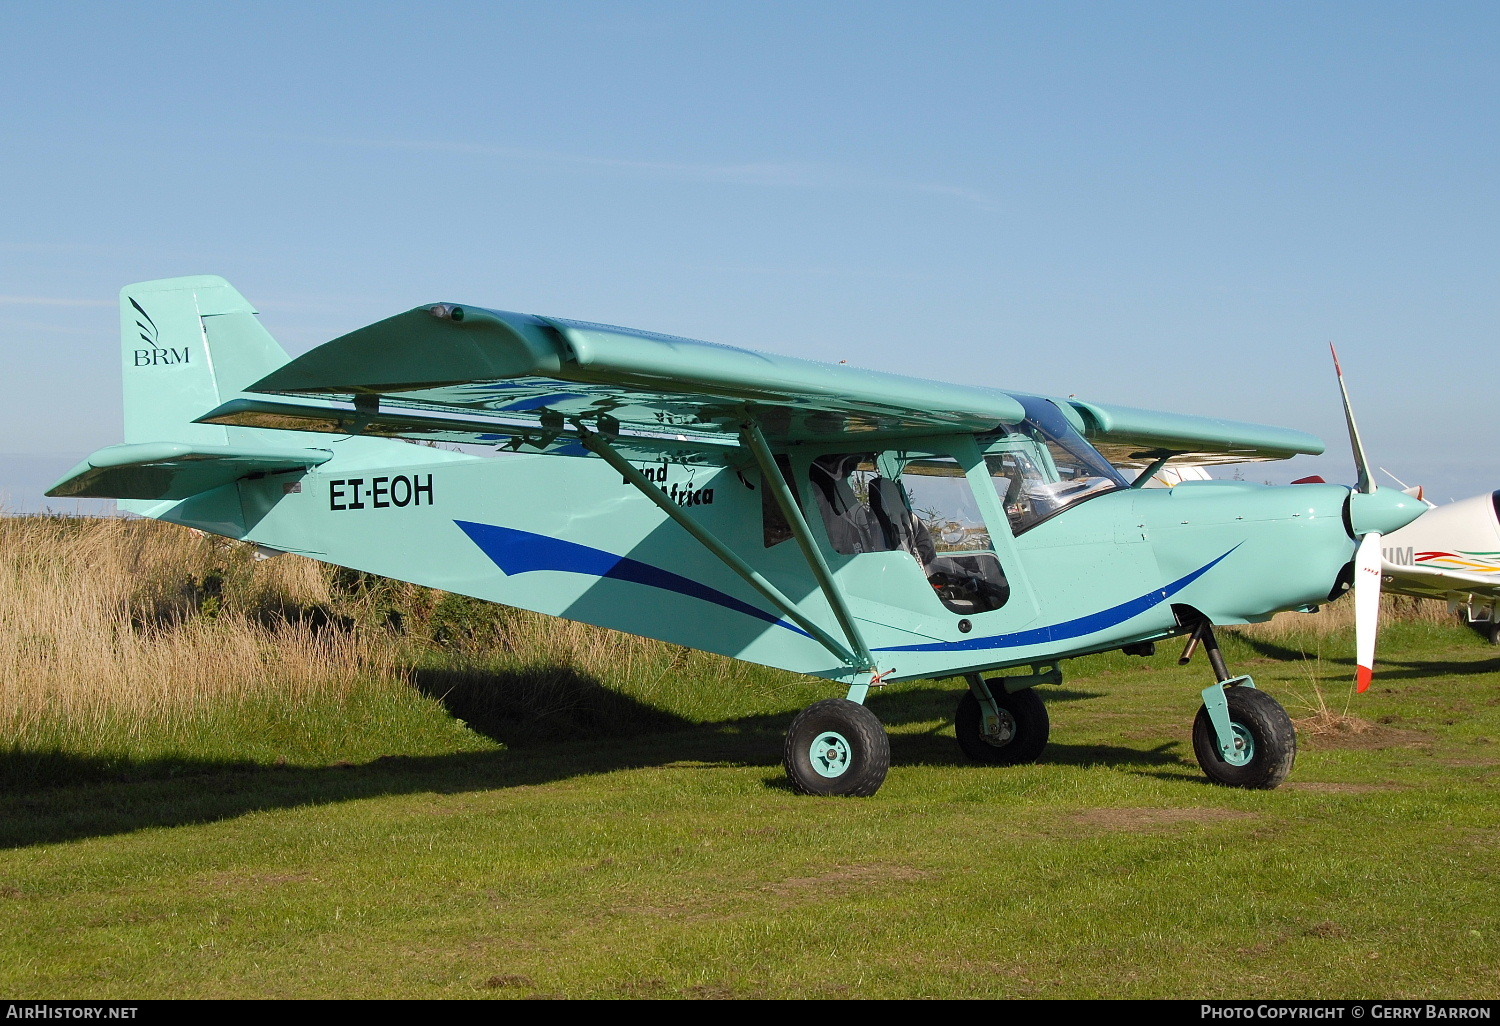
{"left": 1182, "top": 618, "right": 1297, "bottom": 789}
{"left": 1192, "top": 685, "right": 1297, "bottom": 789}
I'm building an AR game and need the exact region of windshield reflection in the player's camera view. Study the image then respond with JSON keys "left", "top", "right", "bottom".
{"left": 985, "top": 397, "right": 1127, "bottom": 533}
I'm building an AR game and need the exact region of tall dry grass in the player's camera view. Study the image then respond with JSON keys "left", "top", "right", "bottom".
{"left": 0, "top": 516, "right": 401, "bottom": 738}
{"left": 0, "top": 516, "right": 769, "bottom": 761}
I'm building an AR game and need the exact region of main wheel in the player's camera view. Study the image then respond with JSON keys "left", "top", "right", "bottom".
{"left": 1192, "top": 686, "right": 1297, "bottom": 789}
{"left": 783, "top": 699, "right": 890, "bottom": 797}
{"left": 955, "top": 685, "right": 1050, "bottom": 765}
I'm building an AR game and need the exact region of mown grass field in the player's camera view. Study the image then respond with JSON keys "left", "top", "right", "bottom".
{"left": 1, "top": 516, "right": 1497, "bottom": 999}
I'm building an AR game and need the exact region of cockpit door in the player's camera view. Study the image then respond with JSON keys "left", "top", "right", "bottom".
{"left": 800, "top": 435, "right": 1040, "bottom": 659}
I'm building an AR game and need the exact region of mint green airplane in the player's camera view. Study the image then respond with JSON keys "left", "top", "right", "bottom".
{"left": 49, "top": 276, "right": 1425, "bottom": 797}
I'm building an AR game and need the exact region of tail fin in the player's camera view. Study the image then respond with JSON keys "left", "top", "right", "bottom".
{"left": 122, "top": 275, "right": 290, "bottom": 446}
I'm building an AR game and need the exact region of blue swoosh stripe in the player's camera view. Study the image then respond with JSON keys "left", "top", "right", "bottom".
{"left": 455, "top": 521, "right": 810, "bottom": 636}
{"left": 874, "top": 546, "right": 1241, "bottom": 653}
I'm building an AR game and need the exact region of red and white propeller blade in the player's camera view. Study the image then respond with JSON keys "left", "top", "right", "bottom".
{"left": 1334, "top": 344, "right": 1386, "bottom": 692}
{"left": 1354, "top": 531, "right": 1383, "bottom": 693}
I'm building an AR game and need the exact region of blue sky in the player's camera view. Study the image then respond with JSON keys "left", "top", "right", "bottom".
{"left": 2, "top": 1, "right": 1495, "bottom": 513}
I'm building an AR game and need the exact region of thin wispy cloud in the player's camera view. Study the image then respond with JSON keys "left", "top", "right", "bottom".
{"left": 0, "top": 296, "right": 113, "bottom": 307}
{"left": 323, "top": 135, "right": 998, "bottom": 211}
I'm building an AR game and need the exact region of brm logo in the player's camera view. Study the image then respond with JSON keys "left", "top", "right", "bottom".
{"left": 128, "top": 296, "right": 189, "bottom": 367}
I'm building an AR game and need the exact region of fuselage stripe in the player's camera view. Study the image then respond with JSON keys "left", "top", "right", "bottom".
{"left": 455, "top": 520, "right": 812, "bottom": 637}
{"left": 457, "top": 519, "right": 1240, "bottom": 657}
{"left": 872, "top": 547, "right": 1240, "bottom": 653}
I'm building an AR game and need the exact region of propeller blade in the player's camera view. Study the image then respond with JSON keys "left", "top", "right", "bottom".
{"left": 1354, "top": 531, "right": 1383, "bottom": 692}
{"left": 1331, "top": 344, "right": 1375, "bottom": 494}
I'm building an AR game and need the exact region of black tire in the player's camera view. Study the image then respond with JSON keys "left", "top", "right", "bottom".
{"left": 783, "top": 699, "right": 890, "bottom": 797}
{"left": 1192, "top": 687, "right": 1297, "bottom": 789}
{"left": 955, "top": 685, "right": 1050, "bottom": 765}
{"left": 1487, "top": 621, "right": 1500, "bottom": 646}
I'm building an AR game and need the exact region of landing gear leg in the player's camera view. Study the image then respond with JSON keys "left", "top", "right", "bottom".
{"left": 955, "top": 673, "right": 1050, "bottom": 765}
{"left": 1182, "top": 619, "right": 1297, "bottom": 789}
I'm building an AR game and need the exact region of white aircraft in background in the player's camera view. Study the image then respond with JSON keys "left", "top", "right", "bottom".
{"left": 1141, "top": 465, "right": 1214, "bottom": 487}
{"left": 1373, "top": 481, "right": 1500, "bottom": 643}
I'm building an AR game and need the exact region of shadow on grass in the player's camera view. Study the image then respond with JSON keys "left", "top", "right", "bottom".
{"left": 1350, "top": 657, "right": 1500, "bottom": 682}
{"left": 0, "top": 670, "right": 1173, "bottom": 851}
{"left": 408, "top": 665, "right": 689, "bottom": 747}
{"left": 1234, "top": 631, "right": 1500, "bottom": 683}
{"left": 1233, "top": 634, "right": 1325, "bottom": 664}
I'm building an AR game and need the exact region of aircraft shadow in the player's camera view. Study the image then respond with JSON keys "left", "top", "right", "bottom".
{"left": 1334, "top": 656, "right": 1500, "bottom": 682}
{"left": 1232, "top": 633, "right": 1500, "bottom": 682}
{"left": 1233, "top": 635, "right": 1324, "bottom": 664}
{"left": 0, "top": 672, "right": 1154, "bottom": 851}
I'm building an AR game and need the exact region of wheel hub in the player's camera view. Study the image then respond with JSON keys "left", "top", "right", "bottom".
{"left": 1221, "top": 723, "right": 1255, "bottom": 767}
{"left": 809, "top": 730, "right": 852, "bottom": 778}
{"left": 982, "top": 709, "right": 1017, "bottom": 746}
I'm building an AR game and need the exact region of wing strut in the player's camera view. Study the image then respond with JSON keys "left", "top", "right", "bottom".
{"left": 573, "top": 422, "right": 863, "bottom": 671}
{"left": 739, "top": 418, "right": 879, "bottom": 680}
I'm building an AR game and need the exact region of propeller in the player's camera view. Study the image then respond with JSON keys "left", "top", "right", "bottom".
{"left": 1331, "top": 344, "right": 1375, "bottom": 497}
{"left": 1331, "top": 346, "right": 1426, "bottom": 692}
{"left": 1330, "top": 344, "right": 1379, "bottom": 692}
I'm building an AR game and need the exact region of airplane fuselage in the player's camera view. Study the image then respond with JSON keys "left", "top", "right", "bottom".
{"left": 147, "top": 438, "right": 1372, "bottom": 685}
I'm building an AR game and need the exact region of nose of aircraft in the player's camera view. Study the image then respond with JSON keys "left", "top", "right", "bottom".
{"left": 1347, "top": 487, "right": 1427, "bottom": 537}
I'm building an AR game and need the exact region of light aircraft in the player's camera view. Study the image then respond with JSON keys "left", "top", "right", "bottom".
{"left": 1375, "top": 486, "right": 1500, "bottom": 643}
{"left": 49, "top": 277, "right": 1426, "bottom": 796}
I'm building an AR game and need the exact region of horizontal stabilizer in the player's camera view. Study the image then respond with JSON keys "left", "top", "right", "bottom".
{"left": 46, "top": 441, "right": 333, "bottom": 501}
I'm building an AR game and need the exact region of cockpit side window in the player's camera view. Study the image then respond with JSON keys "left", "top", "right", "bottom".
{"left": 899, "top": 458, "right": 1010, "bottom": 614}
{"left": 808, "top": 453, "right": 885, "bottom": 555}
{"left": 809, "top": 452, "right": 1009, "bottom": 615}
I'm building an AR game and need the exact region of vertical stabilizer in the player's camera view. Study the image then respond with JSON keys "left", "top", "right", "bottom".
{"left": 121, "top": 275, "right": 290, "bottom": 446}
{"left": 118, "top": 275, "right": 292, "bottom": 515}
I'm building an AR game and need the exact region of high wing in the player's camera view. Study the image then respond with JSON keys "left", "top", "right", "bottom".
{"left": 1077, "top": 400, "right": 1325, "bottom": 472}
{"left": 198, "top": 302, "right": 1324, "bottom": 464}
